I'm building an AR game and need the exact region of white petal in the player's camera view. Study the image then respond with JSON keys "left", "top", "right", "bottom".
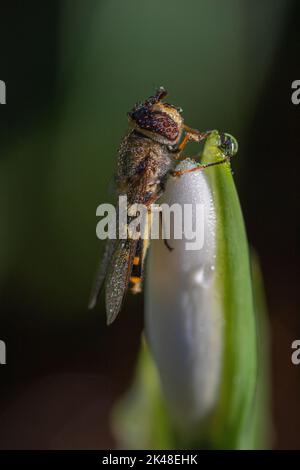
{"left": 145, "top": 159, "right": 223, "bottom": 428}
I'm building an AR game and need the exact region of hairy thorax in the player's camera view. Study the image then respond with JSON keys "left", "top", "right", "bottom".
{"left": 116, "top": 130, "right": 174, "bottom": 205}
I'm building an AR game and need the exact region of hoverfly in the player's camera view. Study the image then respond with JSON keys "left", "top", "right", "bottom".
{"left": 88, "top": 87, "right": 237, "bottom": 324}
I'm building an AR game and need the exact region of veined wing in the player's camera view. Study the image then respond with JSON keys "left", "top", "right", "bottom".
{"left": 90, "top": 168, "right": 152, "bottom": 324}
{"left": 88, "top": 238, "right": 117, "bottom": 309}
{"left": 105, "top": 169, "right": 154, "bottom": 323}
{"left": 105, "top": 238, "right": 138, "bottom": 324}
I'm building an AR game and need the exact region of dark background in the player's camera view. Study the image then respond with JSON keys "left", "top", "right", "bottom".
{"left": 0, "top": 0, "right": 299, "bottom": 449}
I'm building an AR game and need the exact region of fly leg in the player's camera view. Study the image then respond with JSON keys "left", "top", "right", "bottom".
{"left": 150, "top": 206, "right": 174, "bottom": 252}
{"left": 174, "top": 126, "right": 212, "bottom": 160}
{"left": 171, "top": 157, "right": 230, "bottom": 177}
{"left": 147, "top": 203, "right": 174, "bottom": 252}
{"left": 158, "top": 210, "right": 174, "bottom": 252}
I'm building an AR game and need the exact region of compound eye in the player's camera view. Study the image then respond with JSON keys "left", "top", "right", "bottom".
{"left": 219, "top": 133, "right": 238, "bottom": 157}
{"left": 129, "top": 108, "right": 179, "bottom": 142}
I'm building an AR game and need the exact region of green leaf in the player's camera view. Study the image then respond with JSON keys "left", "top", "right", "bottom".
{"left": 112, "top": 339, "right": 174, "bottom": 450}
{"left": 199, "top": 131, "right": 257, "bottom": 448}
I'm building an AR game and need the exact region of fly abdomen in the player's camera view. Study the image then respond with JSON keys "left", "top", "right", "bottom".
{"left": 130, "top": 241, "right": 143, "bottom": 294}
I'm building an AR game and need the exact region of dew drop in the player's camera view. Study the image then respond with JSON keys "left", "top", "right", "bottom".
{"left": 194, "top": 268, "right": 204, "bottom": 285}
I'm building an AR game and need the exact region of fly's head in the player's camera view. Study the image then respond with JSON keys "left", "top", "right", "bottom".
{"left": 128, "top": 87, "right": 184, "bottom": 145}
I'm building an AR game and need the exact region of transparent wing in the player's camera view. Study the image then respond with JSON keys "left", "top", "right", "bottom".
{"left": 90, "top": 168, "right": 151, "bottom": 323}
{"left": 105, "top": 238, "right": 138, "bottom": 324}
{"left": 88, "top": 238, "right": 117, "bottom": 309}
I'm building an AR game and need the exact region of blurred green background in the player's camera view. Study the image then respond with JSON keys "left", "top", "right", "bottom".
{"left": 0, "top": 0, "right": 299, "bottom": 449}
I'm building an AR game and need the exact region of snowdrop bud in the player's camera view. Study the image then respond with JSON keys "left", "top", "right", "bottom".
{"left": 145, "top": 159, "right": 223, "bottom": 428}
